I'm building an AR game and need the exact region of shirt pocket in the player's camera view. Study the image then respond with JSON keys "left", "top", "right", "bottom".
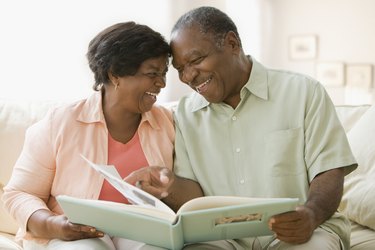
{"left": 264, "top": 127, "right": 305, "bottom": 176}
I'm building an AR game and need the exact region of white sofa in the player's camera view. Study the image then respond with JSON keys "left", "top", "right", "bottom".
{"left": 1, "top": 99, "right": 375, "bottom": 249}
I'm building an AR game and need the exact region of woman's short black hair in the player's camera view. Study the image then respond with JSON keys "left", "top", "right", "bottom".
{"left": 171, "top": 6, "right": 241, "bottom": 48}
{"left": 87, "top": 22, "right": 170, "bottom": 90}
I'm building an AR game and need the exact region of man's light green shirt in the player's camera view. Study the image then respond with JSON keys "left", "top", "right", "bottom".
{"left": 173, "top": 58, "right": 357, "bottom": 249}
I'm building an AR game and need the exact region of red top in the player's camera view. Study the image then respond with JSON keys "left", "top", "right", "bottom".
{"left": 99, "top": 131, "right": 148, "bottom": 203}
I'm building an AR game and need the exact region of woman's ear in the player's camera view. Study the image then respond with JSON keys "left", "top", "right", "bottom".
{"left": 108, "top": 71, "right": 117, "bottom": 83}
{"left": 108, "top": 71, "right": 120, "bottom": 90}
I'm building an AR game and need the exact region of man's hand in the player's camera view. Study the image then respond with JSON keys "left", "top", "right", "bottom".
{"left": 268, "top": 167, "right": 351, "bottom": 244}
{"left": 28, "top": 209, "right": 104, "bottom": 240}
{"left": 125, "top": 166, "right": 204, "bottom": 212}
{"left": 124, "top": 166, "right": 174, "bottom": 199}
{"left": 268, "top": 205, "right": 317, "bottom": 244}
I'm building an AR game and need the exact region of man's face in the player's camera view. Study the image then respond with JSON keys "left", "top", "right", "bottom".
{"left": 170, "top": 26, "right": 237, "bottom": 104}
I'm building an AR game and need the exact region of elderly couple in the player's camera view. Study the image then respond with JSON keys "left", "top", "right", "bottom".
{"left": 3, "top": 6, "right": 357, "bottom": 250}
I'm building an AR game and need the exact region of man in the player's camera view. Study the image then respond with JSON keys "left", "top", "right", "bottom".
{"left": 130, "top": 6, "right": 357, "bottom": 250}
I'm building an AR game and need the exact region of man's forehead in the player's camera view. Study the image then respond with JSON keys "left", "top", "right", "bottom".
{"left": 171, "top": 25, "right": 204, "bottom": 42}
{"left": 171, "top": 30, "right": 212, "bottom": 52}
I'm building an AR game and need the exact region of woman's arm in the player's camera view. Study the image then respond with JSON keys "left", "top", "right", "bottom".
{"left": 27, "top": 209, "right": 104, "bottom": 240}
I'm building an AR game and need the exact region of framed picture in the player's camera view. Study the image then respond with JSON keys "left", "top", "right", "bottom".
{"left": 316, "top": 62, "right": 345, "bottom": 87}
{"left": 346, "top": 64, "right": 373, "bottom": 89}
{"left": 289, "top": 35, "right": 317, "bottom": 60}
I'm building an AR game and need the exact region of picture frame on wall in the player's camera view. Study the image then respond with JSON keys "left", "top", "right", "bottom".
{"left": 289, "top": 35, "right": 317, "bottom": 60}
{"left": 346, "top": 64, "right": 373, "bottom": 89}
{"left": 316, "top": 62, "right": 345, "bottom": 87}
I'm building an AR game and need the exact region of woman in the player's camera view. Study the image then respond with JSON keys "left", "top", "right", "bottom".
{"left": 3, "top": 22, "right": 174, "bottom": 249}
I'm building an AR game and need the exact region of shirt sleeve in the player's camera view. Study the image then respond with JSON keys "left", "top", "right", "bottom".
{"left": 304, "top": 83, "right": 357, "bottom": 182}
{"left": 2, "top": 110, "right": 56, "bottom": 234}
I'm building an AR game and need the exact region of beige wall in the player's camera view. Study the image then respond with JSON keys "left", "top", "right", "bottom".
{"left": 1, "top": 0, "right": 373, "bottom": 105}
{"left": 259, "top": 0, "right": 375, "bottom": 104}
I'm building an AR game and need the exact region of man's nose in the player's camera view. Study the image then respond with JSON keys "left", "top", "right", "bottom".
{"left": 181, "top": 65, "right": 198, "bottom": 84}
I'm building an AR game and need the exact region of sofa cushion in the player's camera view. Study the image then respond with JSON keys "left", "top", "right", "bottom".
{"left": 339, "top": 104, "right": 375, "bottom": 230}
{"left": 350, "top": 222, "right": 375, "bottom": 250}
{"left": 0, "top": 232, "right": 22, "bottom": 250}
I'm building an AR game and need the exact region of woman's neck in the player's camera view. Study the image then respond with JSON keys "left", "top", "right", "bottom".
{"left": 102, "top": 92, "right": 141, "bottom": 144}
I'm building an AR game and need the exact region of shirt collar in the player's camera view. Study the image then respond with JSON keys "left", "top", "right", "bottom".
{"left": 243, "top": 56, "right": 269, "bottom": 101}
{"left": 77, "top": 91, "right": 105, "bottom": 124}
{"left": 190, "top": 56, "right": 269, "bottom": 112}
{"left": 141, "top": 107, "right": 161, "bottom": 130}
{"left": 77, "top": 91, "right": 160, "bottom": 130}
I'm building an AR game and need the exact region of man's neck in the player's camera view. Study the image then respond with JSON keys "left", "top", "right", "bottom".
{"left": 224, "top": 54, "right": 253, "bottom": 109}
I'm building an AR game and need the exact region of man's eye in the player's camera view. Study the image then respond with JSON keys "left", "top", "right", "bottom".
{"left": 191, "top": 56, "right": 204, "bottom": 64}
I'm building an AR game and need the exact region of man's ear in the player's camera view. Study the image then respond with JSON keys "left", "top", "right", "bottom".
{"left": 224, "top": 31, "right": 241, "bottom": 53}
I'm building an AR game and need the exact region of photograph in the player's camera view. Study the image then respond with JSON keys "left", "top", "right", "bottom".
{"left": 289, "top": 35, "right": 318, "bottom": 60}
{"left": 316, "top": 62, "right": 345, "bottom": 87}
{"left": 346, "top": 64, "right": 373, "bottom": 89}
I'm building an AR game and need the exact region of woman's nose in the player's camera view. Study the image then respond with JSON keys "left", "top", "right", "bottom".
{"left": 155, "top": 75, "right": 166, "bottom": 88}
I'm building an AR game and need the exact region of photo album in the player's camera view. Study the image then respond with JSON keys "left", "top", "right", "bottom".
{"left": 57, "top": 155, "right": 299, "bottom": 249}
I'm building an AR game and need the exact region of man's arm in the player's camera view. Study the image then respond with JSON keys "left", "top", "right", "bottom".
{"left": 269, "top": 166, "right": 353, "bottom": 244}
{"left": 162, "top": 176, "right": 203, "bottom": 212}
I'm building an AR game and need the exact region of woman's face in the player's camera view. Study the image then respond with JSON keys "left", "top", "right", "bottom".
{"left": 114, "top": 55, "right": 169, "bottom": 113}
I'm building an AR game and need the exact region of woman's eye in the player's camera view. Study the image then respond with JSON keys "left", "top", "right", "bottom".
{"left": 144, "top": 71, "right": 167, "bottom": 79}
{"left": 146, "top": 72, "right": 158, "bottom": 77}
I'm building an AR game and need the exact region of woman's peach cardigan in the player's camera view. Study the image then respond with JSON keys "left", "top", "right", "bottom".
{"left": 2, "top": 92, "right": 175, "bottom": 242}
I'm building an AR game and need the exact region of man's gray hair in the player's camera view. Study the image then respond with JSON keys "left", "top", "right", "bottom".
{"left": 171, "top": 6, "right": 242, "bottom": 48}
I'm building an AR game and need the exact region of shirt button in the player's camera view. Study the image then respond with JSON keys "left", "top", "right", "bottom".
{"left": 232, "top": 116, "right": 237, "bottom": 121}
{"left": 236, "top": 148, "right": 241, "bottom": 153}
{"left": 240, "top": 179, "right": 245, "bottom": 184}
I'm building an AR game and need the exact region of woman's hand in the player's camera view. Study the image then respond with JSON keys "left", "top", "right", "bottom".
{"left": 124, "top": 166, "right": 174, "bottom": 199}
{"left": 28, "top": 209, "right": 104, "bottom": 240}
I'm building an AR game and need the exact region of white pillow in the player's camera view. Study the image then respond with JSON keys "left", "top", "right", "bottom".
{"left": 335, "top": 105, "right": 370, "bottom": 133}
{"left": 339, "top": 104, "right": 375, "bottom": 230}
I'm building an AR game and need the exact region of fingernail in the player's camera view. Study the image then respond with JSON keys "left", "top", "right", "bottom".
{"left": 90, "top": 228, "right": 96, "bottom": 233}
{"left": 161, "top": 192, "right": 168, "bottom": 198}
{"left": 160, "top": 175, "right": 169, "bottom": 184}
